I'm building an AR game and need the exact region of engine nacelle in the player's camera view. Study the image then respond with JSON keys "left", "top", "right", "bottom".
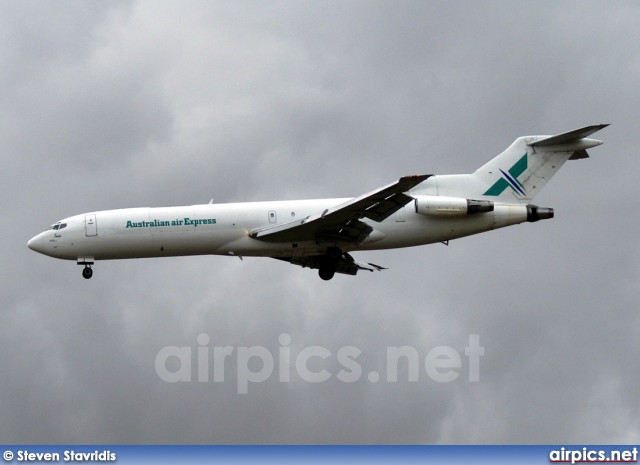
{"left": 414, "top": 195, "right": 494, "bottom": 216}
{"left": 526, "top": 204, "right": 554, "bottom": 222}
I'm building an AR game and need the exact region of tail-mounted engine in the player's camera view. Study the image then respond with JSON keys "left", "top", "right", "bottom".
{"left": 526, "top": 205, "right": 554, "bottom": 222}
{"left": 413, "top": 195, "right": 494, "bottom": 216}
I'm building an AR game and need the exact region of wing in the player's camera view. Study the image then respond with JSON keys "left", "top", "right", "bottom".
{"left": 249, "top": 174, "right": 431, "bottom": 245}
{"left": 275, "top": 253, "right": 388, "bottom": 276}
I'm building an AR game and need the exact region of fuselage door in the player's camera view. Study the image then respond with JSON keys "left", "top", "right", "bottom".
{"left": 85, "top": 214, "right": 97, "bottom": 237}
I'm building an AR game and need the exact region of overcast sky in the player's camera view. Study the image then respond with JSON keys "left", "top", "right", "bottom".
{"left": 2, "top": 0, "right": 639, "bottom": 444}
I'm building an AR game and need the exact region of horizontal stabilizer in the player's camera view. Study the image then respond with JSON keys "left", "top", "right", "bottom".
{"left": 568, "top": 149, "right": 589, "bottom": 160}
{"left": 527, "top": 124, "right": 609, "bottom": 147}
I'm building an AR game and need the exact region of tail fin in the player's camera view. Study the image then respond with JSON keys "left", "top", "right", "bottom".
{"left": 425, "top": 125, "right": 608, "bottom": 203}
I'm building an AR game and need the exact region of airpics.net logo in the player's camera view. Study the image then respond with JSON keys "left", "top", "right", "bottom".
{"left": 155, "top": 334, "right": 484, "bottom": 394}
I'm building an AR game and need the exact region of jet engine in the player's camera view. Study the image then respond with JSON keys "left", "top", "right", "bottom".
{"left": 413, "top": 195, "right": 494, "bottom": 216}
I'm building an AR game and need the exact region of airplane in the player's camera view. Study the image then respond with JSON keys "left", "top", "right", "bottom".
{"left": 28, "top": 124, "right": 608, "bottom": 281}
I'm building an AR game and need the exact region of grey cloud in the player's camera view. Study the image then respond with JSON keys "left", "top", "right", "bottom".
{"left": 2, "top": 0, "right": 639, "bottom": 444}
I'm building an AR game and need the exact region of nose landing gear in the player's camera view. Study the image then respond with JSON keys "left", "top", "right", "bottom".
{"left": 77, "top": 258, "right": 95, "bottom": 280}
{"left": 82, "top": 266, "right": 93, "bottom": 279}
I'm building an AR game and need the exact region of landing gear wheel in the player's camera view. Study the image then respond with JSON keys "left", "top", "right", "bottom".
{"left": 318, "top": 265, "right": 335, "bottom": 281}
{"left": 326, "top": 246, "right": 342, "bottom": 261}
{"left": 318, "top": 247, "right": 342, "bottom": 280}
{"left": 82, "top": 266, "right": 93, "bottom": 279}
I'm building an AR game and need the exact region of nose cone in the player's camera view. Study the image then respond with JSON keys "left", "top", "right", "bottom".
{"left": 27, "top": 233, "right": 45, "bottom": 254}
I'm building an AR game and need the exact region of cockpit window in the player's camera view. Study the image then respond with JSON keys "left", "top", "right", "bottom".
{"left": 47, "top": 222, "right": 65, "bottom": 231}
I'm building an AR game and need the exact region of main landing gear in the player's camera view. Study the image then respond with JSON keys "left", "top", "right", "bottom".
{"left": 318, "top": 247, "right": 342, "bottom": 281}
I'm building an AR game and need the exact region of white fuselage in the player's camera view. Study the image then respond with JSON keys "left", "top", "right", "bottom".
{"left": 26, "top": 125, "right": 607, "bottom": 279}
{"left": 27, "top": 198, "right": 529, "bottom": 262}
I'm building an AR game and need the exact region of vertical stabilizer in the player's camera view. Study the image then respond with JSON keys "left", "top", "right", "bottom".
{"left": 423, "top": 125, "right": 608, "bottom": 203}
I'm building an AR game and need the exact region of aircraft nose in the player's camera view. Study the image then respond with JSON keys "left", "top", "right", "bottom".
{"left": 27, "top": 234, "right": 45, "bottom": 254}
